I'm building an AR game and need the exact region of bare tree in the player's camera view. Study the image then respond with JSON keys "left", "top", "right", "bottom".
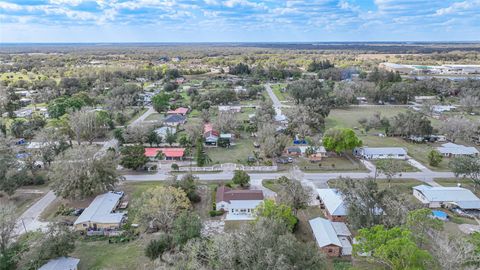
{"left": 69, "top": 108, "right": 108, "bottom": 145}
{"left": 276, "top": 176, "right": 312, "bottom": 214}
{"left": 0, "top": 203, "right": 16, "bottom": 254}
{"left": 214, "top": 112, "right": 238, "bottom": 133}
{"left": 430, "top": 230, "right": 480, "bottom": 270}
{"left": 440, "top": 116, "right": 475, "bottom": 143}
{"left": 460, "top": 93, "right": 480, "bottom": 114}
{"left": 184, "top": 122, "right": 203, "bottom": 143}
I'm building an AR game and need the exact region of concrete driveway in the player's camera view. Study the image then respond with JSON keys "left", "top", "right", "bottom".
{"left": 15, "top": 191, "right": 56, "bottom": 236}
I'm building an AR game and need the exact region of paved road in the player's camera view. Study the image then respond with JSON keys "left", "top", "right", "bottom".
{"left": 14, "top": 191, "right": 56, "bottom": 236}
{"left": 130, "top": 106, "right": 156, "bottom": 126}
{"left": 265, "top": 83, "right": 282, "bottom": 109}
{"left": 124, "top": 170, "right": 455, "bottom": 187}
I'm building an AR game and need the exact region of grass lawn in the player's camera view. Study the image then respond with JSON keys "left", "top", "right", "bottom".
{"left": 294, "top": 155, "right": 367, "bottom": 172}
{"left": 326, "top": 106, "right": 408, "bottom": 130}
{"left": 271, "top": 83, "right": 289, "bottom": 102}
{"left": 262, "top": 179, "right": 281, "bottom": 193}
{"left": 224, "top": 220, "right": 249, "bottom": 232}
{"left": 72, "top": 237, "right": 154, "bottom": 270}
{"left": 1, "top": 190, "right": 46, "bottom": 218}
{"left": 206, "top": 135, "right": 256, "bottom": 164}
{"left": 371, "top": 159, "right": 419, "bottom": 172}
{"left": 144, "top": 113, "right": 164, "bottom": 121}
{"left": 294, "top": 206, "right": 325, "bottom": 243}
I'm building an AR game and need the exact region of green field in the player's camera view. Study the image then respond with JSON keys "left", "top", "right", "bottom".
{"left": 371, "top": 159, "right": 419, "bottom": 172}
{"left": 271, "top": 83, "right": 289, "bottom": 101}
{"left": 294, "top": 155, "right": 367, "bottom": 172}
{"left": 206, "top": 134, "right": 256, "bottom": 164}
{"left": 144, "top": 113, "right": 164, "bottom": 121}
{"left": 326, "top": 106, "right": 408, "bottom": 130}
{"left": 72, "top": 239, "right": 152, "bottom": 270}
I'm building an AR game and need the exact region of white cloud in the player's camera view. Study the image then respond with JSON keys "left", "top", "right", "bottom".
{"left": 436, "top": 0, "right": 480, "bottom": 16}
{"left": 0, "top": 1, "right": 23, "bottom": 11}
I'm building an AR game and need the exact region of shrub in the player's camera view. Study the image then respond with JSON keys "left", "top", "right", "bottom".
{"left": 209, "top": 210, "right": 224, "bottom": 217}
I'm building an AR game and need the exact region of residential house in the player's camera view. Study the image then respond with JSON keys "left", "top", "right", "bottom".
{"left": 74, "top": 192, "right": 125, "bottom": 231}
{"left": 413, "top": 185, "right": 480, "bottom": 210}
{"left": 299, "top": 146, "right": 327, "bottom": 161}
{"left": 154, "top": 126, "right": 176, "bottom": 140}
{"left": 163, "top": 114, "right": 186, "bottom": 127}
{"left": 432, "top": 105, "right": 456, "bottom": 114}
{"left": 216, "top": 186, "right": 264, "bottom": 220}
{"left": 219, "top": 133, "right": 234, "bottom": 145}
{"left": 39, "top": 257, "right": 80, "bottom": 270}
{"left": 218, "top": 105, "right": 242, "bottom": 113}
{"left": 436, "top": 143, "right": 479, "bottom": 158}
{"left": 355, "top": 147, "right": 407, "bottom": 160}
{"left": 204, "top": 123, "right": 219, "bottom": 146}
{"left": 317, "top": 189, "right": 347, "bottom": 222}
{"left": 309, "top": 217, "right": 352, "bottom": 257}
{"left": 234, "top": 85, "right": 247, "bottom": 94}
{"left": 144, "top": 148, "right": 185, "bottom": 160}
{"left": 285, "top": 146, "right": 302, "bottom": 156}
{"left": 167, "top": 107, "right": 189, "bottom": 116}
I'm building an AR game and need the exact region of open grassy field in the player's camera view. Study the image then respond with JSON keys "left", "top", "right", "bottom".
{"left": 206, "top": 134, "right": 256, "bottom": 164}
{"left": 0, "top": 71, "right": 50, "bottom": 82}
{"left": 371, "top": 159, "right": 419, "bottom": 172}
{"left": 294, "top": 155, "right": 367, "bottom": 172}
{"left": 144, "top": 113, "right": 164, "bottom": 121}
{"left": 72, "top": 237, "right": 154, "bottom": 270}
{"left": 326, "top": 106, "right": 408, "bottom": 130}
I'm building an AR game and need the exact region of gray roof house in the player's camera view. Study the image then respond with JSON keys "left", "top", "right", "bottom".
{"left": 436, "top": 143, "right": 479, "bottom": 158}
{"left": 317, "top": 189, "right": 347, "bottom": 221}
{"left": 74, "top": 192, "right": 125, "bottom": 230}
{"left": 163, "top": 114, "right": 186, "bottom": 126}
{"left": 154, "top": 126, "right": 176, "bottom": 139}
{"left": 39, "top": 257, "right": 80, "bottom": 270}
{"left": 356, "top": 147, "right": 407, "bottom": 160}
{"left": 309, "top": 217, "right": 352, "bottom": 256}
{"left": 413, "top": 185, "right": 480, "bottom": 210}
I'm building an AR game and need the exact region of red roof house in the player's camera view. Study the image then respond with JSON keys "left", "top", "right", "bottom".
{"left": 167, "top": 107, "right": 189, "bottom": 115}
{"left": 144, "top": 148, "right": 185, "bottom": 160}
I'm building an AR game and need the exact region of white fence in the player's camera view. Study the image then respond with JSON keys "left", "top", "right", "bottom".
{"left": 177, "top": 163, "right": 277, "bottom": 172}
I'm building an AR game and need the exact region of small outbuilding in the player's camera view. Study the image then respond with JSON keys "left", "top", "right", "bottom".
{"left": 39, "top": 257, "right": 80, "bottom": 270}
{"left": 309, "top": 217, "right": 352, "bottom": 257}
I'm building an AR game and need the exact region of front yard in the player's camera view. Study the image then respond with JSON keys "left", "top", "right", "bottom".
{"left": 293, "top": 155, "right": 367, "bottom": 172}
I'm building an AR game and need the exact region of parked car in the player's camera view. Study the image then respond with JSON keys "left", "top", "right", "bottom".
{"left": 276, "top": 156, "right": 293, "bottom": 164}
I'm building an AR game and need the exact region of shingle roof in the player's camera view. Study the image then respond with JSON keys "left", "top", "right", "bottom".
{"left": 74, "top": 192, "right": 124, "bottom": 225}
{"left": 39, "top": 257, "right": 80, "bottom": 270}
{"left": 413, "top": 185, "right": 480, "bottom": 209}
{"left": 436, "top": 143, "right": 479, "bottom": 155}
{"left": 317, "top": 189, "right": 347, "bottom": 216}
{"left": 216, "top": 186, "right": 264, "bottom": 203}
{"left": 164, "top": 114, "right": 186, "bottom": 123}
{"left": 309, "top": 217, "right": 342, "bottom": 247}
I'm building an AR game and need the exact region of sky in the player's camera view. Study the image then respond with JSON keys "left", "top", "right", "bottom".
{"left": 0, "top": 0, "right": 479, "bottom": 43}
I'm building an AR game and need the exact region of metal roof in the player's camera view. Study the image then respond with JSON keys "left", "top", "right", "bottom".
{"left": 39, "top": 257, "right": 80, "bottom": 270}
{"left": 414, "top": 185, "right": 480, "bottom": 209}
{"left": 309, "top": 217, "right": 342, "bottom": 247}
{"left": 436, "top": 143, "right": 479, "bottom": 155}
{"left": 361, "top": 147, "right": 407, "bottom": 156}
{"left": 74, "top": 192, "right": 124, "bottom": 225}
{"left": 317, "top": 189, "right": 347, "bottom": 216}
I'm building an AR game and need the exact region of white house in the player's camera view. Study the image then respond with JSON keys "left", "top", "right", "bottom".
{"left": 39, "top": 257, "right": 80, "bottom": 270}
{"left": 216, "top": 186, "right": 264, "bottom": 220}
{"left": 309, "top": 217, "right": 352, "bottom": 257}
{"left": 436, "top": 143, "right": 479, "bottom": 158}
{"left": 74, "top": 192, "right": 125, "bottom": 231}
{"left": 413, "top": 185, "right": 480, "bottom": 210}
{"left": 356, "top": 147, "right": 407, "bottom": 160}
